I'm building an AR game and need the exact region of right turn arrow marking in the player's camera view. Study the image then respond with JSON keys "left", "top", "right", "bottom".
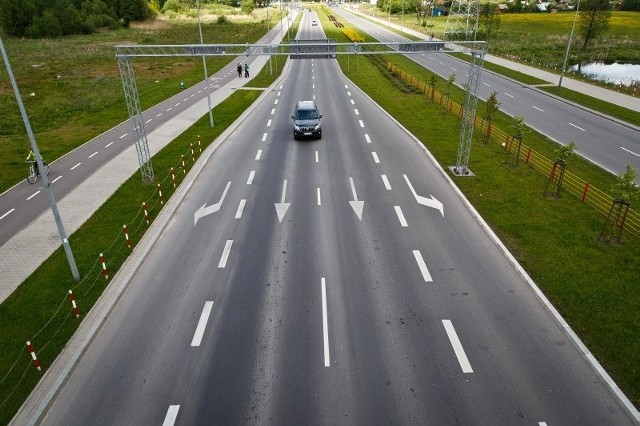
{"left": 404, "top": 175, "right": 444, "bottom": 217}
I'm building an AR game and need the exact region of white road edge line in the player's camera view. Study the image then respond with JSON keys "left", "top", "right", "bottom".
{"left": 191, "top": 301, "right": 214, "bottom": 347}
{"left": 163, "top": 405, "right": 180, "bottom": 426}
{"left": 442, "top": 319, "right": 473, "bottom": 373}
{"left": 218, "top": 240, "right": 233, "bottom": 268}
{"left": 394, "top": 206, "right": 408, "bottom": 227}
{"left": 247, "top": 170, "right": 255, "bottom": 185}
{"left": 412, "top": 250, "right": 433, "bottom": 282}
{"left": 27, "top": 191, "right": 40, "bottom": 201}
{"left": 381, "top": 174, "right": 392, "bottom": 190}
{"left": 235, "top": 199, "right": 246, "bottom": 219}
{"left": 1, "top": 209, "right": 15, "bottom": 220}
{"left": 321, "top": 277, "right": 330, "bottom": 367}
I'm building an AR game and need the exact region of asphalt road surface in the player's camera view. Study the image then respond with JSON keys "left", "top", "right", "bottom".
{"left": 39, "top": 14, "right": 635, "bottom": 426}
{"left": 334, "top": 6, "right": 640, "bottom": 182}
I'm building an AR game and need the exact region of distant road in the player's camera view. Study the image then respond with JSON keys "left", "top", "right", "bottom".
{"left": 334, "top": 7, "right": 640, "bottom": 182}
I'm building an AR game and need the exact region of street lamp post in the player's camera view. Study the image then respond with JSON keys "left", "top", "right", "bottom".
{"left": 401, "top": 0, "right": 404, "bottom": 33}
{"left": 197, "top": 0, "right": 214, "bottom": 128}
{"left": 1, "top": 37, "right": 80, "bottom": 282}
{"left": 559, "top": 0, "right": 581, "bottom": 88}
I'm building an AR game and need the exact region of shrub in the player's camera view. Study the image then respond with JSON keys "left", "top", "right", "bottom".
{"left": 217, "top": 14, "right": 229, "bottom": 24}
{"left": 342, "top": 28, "right": 364, "bottom": 42}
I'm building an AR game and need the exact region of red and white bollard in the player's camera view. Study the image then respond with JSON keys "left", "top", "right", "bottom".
{"left": 181, "top": 155, "right": 186, "bottom": 174}
{"left": 26, "top": 341, "right": 41, "bottom": 372}
{"left": 190, "top": 143, "right": 195, "bottom": 162}
{"left": 68, "top": 290, "right": 80, "bottom": 318}
{"left": 157, "top": 184, "right": 164, "bottom": 206}
{"left": 143, "top": 202, "right": 149, "bottom": 225}
{"left": 197, "top": 135, "right": 202, "bottom": 153}
{"left": 100, "top": 253, "right": 109, "bottom": 280}
{"left": 123, "top": 224, "right": 131, "bottom": 248}
{"left": 171, "top": 167, "right": 177, "bottom": 188}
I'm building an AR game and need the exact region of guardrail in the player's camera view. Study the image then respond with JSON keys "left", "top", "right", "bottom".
{"left": 386, "top": 62, "right": 639, "bottom": 238}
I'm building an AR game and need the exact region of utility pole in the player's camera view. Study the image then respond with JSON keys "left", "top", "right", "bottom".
{"left": 559, "top": 0, "right": 581, "bottom": 88}
{"left": 197, "top": 0, "right": 214, "bottom": 128}
{"left": 1, "top": 37, "right": 80, "bottom": 282}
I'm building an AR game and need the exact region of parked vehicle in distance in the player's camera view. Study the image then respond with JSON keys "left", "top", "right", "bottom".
{"left": 292, "top": 101, "right": 322, "bottom": 140}
{"left": 312, "top": 20, "right": 317, "bottom": 26}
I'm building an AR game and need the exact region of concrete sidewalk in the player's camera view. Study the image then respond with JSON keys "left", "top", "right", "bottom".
{"left": 0, "top": 14, "right": 297, "bottom": 305}
{"left": 342, "top": 6, "right": 640, "bottom": 113}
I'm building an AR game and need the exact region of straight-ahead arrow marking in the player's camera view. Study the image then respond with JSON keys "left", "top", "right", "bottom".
{"left": 349, "top": 177, "right": 364, "bottom": 221}
{"left": 403, "top": 175, "right": 444, "bottom": 217}
{"left": 194, "top": 181, "right": 231, "bottom": 226}
{"left": 275, "top": 179, "right": 290, "bottom": 223}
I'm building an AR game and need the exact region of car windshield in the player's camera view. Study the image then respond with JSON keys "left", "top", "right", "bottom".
{"left": 296, "top": 109, "right": 318, "bottom": 120}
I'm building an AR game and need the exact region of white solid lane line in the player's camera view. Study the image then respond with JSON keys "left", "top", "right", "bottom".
{"left": 1, "top": 209, "right": 15, "bottom": 220}
{"left": 119, "top": 133, "right": 127, "bottom": 139}
{"left": 105, "top": 142, "right": 114, "bottom": 148}
{"left": 235, "top": 199, "right": 246, "bottom": 219}
{"left": 359, "top": 120, "right": 364, "bottom": 128}
{"left": 532, "top": 106, "right": 544, "bottom": 112}
{"left": 255, "top": 150, "right": 262, "bottom": 161}
{"left": 442, "top": 320, "right": 473, "bottom": 373}
{"left": 52, "top": 176, "right": 61, "bottom": 184}
{"left": 381, "top": 174, "right": 392, "bottom": 190}
{"left": 191, "top": 301, "right": 214, "bottom": 347}
{"left": 317, "top": 188, "right": 321, "bottom": 205}
{"left": 365, "top": 134, "right": 371, "bottom": 144}
{"left": 412, "top": 250, "right": 433, "bottom": 282}
{"left": 394, "top": 206, "right": 408, "bottom": 227}
{"left": 163, "top": 405, "right": 180, "bottom": 426}
{"left": 70, "top": 163, "right": 81, "bottom": 171}
{"left": 372, "top": 152, "right": 380, "bottom": 164}
{"left": 321, "top": 277, "right": 330, "bottom": 367}
{"left": 247, "top": 170, "right": 255, "bottom": 185}
{"left": 570, "top": 122, "right": 586, "bottom": 131}
{"left": 27, "top": 191, "right": 40, "bottom": 201}
{"left": 262, "top": 133, "right": 267, "bottom": 142}
{"left": 218, "top": 240, "right": 233, "bottom": 268}
{"left": 88, "top": 152, "right": 98, "bottom": 159}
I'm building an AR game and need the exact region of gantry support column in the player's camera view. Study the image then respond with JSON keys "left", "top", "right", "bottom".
{"left": 117, "top": 56, "right": 154, "bottom": 181}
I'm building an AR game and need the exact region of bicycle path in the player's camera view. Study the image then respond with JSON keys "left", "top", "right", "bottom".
{"left": 342, "top": 5, "right": 640, "bottom": 113}
{"left": 0, "top": 15, "right": 297, "bottom": 304}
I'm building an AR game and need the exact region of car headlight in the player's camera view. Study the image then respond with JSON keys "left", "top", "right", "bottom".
{"left": 294, "top": 125, "right": 300, "bottom": 131}
{"left": 314, "top": 124, "right": 321, "bottom": 130}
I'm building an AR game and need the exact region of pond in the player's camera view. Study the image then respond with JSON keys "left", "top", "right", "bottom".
{"left": 569, "top": 62, "right": 640, "bottom": 87}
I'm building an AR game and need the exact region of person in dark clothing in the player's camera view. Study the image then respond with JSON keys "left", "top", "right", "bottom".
{"left": 237, "top": 62, "right": 242, "bottom": 78}
{"left": 244, "top": 63, "right": 249, "bottom": 78}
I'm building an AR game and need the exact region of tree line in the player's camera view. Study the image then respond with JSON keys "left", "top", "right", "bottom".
{"left": 0, "top": 0, "right": 156, "bottom": 38}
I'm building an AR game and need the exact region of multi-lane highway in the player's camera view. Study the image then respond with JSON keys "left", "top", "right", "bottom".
{"left": 34, "top": 13, "right": 636, "bottom": 425}
{"left": 334, "top": 7, "right": 640, "bottom": 182}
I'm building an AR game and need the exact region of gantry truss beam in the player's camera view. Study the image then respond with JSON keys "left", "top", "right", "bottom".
{"left": 116, "top": 41, "right": 486, "bottom": 182}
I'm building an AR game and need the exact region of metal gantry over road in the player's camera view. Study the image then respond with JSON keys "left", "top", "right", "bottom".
{"left": 115, "top": 40, "right": 487, "bottom": 181}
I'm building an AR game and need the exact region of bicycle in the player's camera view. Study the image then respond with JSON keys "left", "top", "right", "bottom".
{"left": 26, "top": 160, "right": 49, "bottom": 184}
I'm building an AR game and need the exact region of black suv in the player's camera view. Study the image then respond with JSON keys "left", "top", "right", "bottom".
{"left": 292, "top": 101, "right": 322, "bottom": 140}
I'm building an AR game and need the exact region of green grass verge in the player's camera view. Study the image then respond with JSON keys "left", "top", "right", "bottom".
{"left": 323, "top": 7, "right": 640, "bottom": 409}
{"left": 541, "top": 86, "right": 640, "bottom": 128}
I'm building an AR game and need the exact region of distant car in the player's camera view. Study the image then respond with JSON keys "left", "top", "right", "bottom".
{"left": 292, "top": 101, "right": 322, "bottom": 140}
{"left": 312, "top": 20, "right": 317, "bottom": 26}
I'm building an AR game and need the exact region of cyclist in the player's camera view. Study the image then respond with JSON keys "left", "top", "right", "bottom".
{"left": 26, "top": 149, "right": 38, "bottom": 173}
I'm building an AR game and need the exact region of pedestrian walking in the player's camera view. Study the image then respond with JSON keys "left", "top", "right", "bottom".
{"left": 244, "top": 63, "right": 249, "bottom": 78}
{"left": 237, "top": 62, "right": 242, "bottom": 78}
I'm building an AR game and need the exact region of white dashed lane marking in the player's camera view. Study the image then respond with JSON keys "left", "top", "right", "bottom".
{"left": 235, "top": 199, "right": 246, "bottom": 219}
{"left": 27, "top": 191, "right": 40, "bottom": 201}
{"left": 570, "top": 123, "right": 586, "bottom": 132}
{"left": 70, "top": 163, "right": 81, "bottom": 171}
{"left": 255, "top": 150, "right": 262, "bottom": 160}
{"left": 52, "top": 176, "right": 61, "bottom": 184}
{"left": 105, "top": 142, "right": 114, "bottom": 148}
{"left": 262, "top": 133, "right": 268, "bottom": 142}
{"left": 88, "top": 152, "right": 98, "bottom": 159}
{"left": 365, "top": 134, "right": 371, "bottom": 144}
{"left": 381, "top": 175, "right": 391, "bottom": 190}
{"left": 247, "top": 170, "right": 255, "bottom": 185}
{"left": 218, "top": 240, "right": 233, "bottom": 268}
{"left": 0, "top": 209, "right": 15, "bottom": 220}
{"left": 190, "top": 301, "right": 214, "bottom": 347}
{"left": 359, "top": 120, "right": 364, "bottom": 128}
{"left": 163, "top": 405, "right": 180, "bottom": 426}
{"left": 532, "top": 106, "right": 544, "bottom": 112}
{"left": 371, "top": 152, "right": 380, "bottom": 164}
{"left": 119, "top": 133, "right": 127, "bottom": 139}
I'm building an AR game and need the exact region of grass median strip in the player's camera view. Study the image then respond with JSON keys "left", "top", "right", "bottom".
{"left": 323, "top": 7, "right": 640, "bottom": 408}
